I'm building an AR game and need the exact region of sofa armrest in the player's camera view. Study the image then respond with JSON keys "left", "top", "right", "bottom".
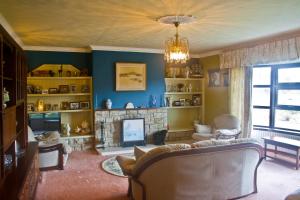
{"left": 39, "top": 143, "right": 64, "bottom": 171}
{"left": 116, "top": 155, "right": 136, "bottom": 176}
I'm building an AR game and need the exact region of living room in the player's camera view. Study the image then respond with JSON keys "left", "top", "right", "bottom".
{"left": 0, "top": 1, "right": 300, "bottom": 200}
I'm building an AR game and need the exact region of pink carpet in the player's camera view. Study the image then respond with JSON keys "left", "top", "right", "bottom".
{"left": 35, "top": 151, "right": 300, "bottom": 200}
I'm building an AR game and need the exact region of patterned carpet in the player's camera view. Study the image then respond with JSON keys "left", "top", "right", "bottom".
{"left": 101, "top": 156, "right": 126, "bottom": 177}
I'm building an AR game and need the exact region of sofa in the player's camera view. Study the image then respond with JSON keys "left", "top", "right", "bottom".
{"left": 117, "top": 138, "right": 264, "bottom": 200}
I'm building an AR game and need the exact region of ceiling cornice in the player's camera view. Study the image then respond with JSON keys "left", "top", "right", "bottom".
{"left": 0, "top": 14, "right": 24, "bottom": 48}
{"left": 90, "top": 45, "right": 163, "bottom": 54}
{"left": 197, "top": 50, "right": 222, "bottom": 58}
{"left": 23, "top": 45, "right": 91, "bottom": 53}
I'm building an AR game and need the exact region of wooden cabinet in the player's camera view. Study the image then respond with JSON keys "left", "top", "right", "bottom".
{"left": 0, "top": 24, "right": 30, "bottom": 198}
{"left": 164, "top": 78, "right": 205, "bottom": 132}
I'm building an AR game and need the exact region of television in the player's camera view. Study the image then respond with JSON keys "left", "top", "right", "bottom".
{"left": 121, "top": 118, "right": 145, "bottom": 147}
{"left": 29, "top": 112, "right": 61, "bottom": 135}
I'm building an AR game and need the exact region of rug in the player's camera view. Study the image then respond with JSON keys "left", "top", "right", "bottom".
{"left": 101, "top": 156, "right": 126, "bottom": 177}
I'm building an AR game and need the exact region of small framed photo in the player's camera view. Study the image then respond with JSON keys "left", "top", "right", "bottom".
{"left": 59, "top": 85, "right": 70, "bottom": 93}
{"left": 208, "top": 69, "right": 221, "bottom": 87}
{"left": 192, "top": 94, "right": 201, "bottom": 106}
{"left": 42, "top": 89, "right": 48, "bottom": 94}
{"left": 70, "top": 102, "right": 80, "bottom": 110}
{"left": 70, "top": 84, "right": 77, "bottom": 93}
{"left": 48, "top": 88, "right": 58, "bottom": 94}
{"left": 44, "top": 104, "right": 51, "bottom": 111}
{"left": 52, "top": 104, "right": 59, "bottom": 111}
{"left": 179, "top": 98, "right": 185, "bottom": 106}
{"left": 61, "top": 102, "right": 69, "bottom": 110}
{"left": 27, "top": 103, "right": 34, "bottom": 111}
{"left": 80, "top": 101, "right": 90, "bottom": 109}
{"left": 81, "top": 85, "right": 90, "bottom": 93}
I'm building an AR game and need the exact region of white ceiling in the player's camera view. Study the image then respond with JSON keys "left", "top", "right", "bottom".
{"left": 1, "top": 0, "right": 300, "bottom": 54}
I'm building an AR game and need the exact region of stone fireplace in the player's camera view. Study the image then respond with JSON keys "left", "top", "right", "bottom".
{"left": 95, "top": 108, "right": 168, "bottom": 147}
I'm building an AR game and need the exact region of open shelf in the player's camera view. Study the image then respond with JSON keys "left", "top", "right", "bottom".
{"left": 165, "top": 92, "right": 203, "bottom": 95}
{"left": 60, "top": 134, "right": 94, "bottom": 139}
{"left": 166, "top": 106, "right": 202, "bottom": 109}
{"left": 27, "top": 76, "right": 92, "bottom": 80}
{"left": 28, "top": 109, "right": 92, "bottom": 114}
{"left": 27, "top": 93, "right": 92, "bottom": 97}
{"left": 165, "top": 78, "right": 204, "bottom": 81}
{"left": 168, "top": 128, "right": 194, "bottom": 133}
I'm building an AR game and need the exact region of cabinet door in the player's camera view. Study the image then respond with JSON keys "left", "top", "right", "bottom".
{"left": 2, "top": 106, "right": 16, "bottom": 150}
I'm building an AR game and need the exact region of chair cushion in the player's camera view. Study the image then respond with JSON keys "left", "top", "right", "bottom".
{"left": 116, "top": 155, "right": 136, "bottom": 175}
{"left": 28, "top": 126, "right": 37, "bottom": 142}
{"left": 215, "top": 129, "right": 239, "bottom": 136}
{"left": 134, "top": 146, "right": 146, "bottom": 161}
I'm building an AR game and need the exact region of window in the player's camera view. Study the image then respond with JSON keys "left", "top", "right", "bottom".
{"left": 252, "top": 64, "right": 300, "bottom": 133}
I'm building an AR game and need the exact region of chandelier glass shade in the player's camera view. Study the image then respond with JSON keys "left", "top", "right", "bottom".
{"left": 164, "top": 22, "right": 189, "bottom": 64}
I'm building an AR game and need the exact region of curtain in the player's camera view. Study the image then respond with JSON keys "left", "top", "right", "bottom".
{"left": 229, "top": 66, "right": 252, "bottom": 138}
{"left": 220, "top": 36, "right": 300, "bottom": 69}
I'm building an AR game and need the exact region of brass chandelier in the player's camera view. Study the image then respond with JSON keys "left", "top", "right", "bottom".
{"left": 159, "top": 15, "right": 195, "bottom": 64}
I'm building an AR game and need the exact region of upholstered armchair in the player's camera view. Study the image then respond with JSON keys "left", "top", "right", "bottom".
{"left": 192, "top": 114, "right": 241, "bottom": 141}
{"left": 28, "top": 126, "right": 71, "bottom": 171}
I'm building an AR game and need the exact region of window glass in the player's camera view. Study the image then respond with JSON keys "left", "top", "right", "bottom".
{"left": 252, "top": 88, "right": 270, "bottom": 106}
{"left": 278, "top": 68, "right": 300, "bottom": 83}
{"left": 278, "top": 90, "right": 300, "bottom": 106}
{"left": 252, "top": 108, "right": 270, "bottom": 126}
{"left": 253, "top": 67, "right": 271, "bottom": 85}
{"left": 275, "top": 109, "right": 300, "bottom": 131}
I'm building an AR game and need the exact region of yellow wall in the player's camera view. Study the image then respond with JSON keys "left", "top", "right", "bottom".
{"left": 200, "top": 55, "right": 229, "bottom": 124}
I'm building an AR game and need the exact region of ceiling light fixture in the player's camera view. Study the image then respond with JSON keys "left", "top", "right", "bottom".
{"left": 158, "top": 15, "right": 196, "bottom": 64}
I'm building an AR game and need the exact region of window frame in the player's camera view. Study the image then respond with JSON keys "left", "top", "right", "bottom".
{"left": 252, "top": 63, "right": 300, "bottom": 134}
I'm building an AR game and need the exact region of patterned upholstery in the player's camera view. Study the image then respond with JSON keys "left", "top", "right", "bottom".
{"left": 191, "top": 138, "right": 259, "bottom": 148}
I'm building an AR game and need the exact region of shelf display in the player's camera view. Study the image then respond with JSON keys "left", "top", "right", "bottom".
{"left": 27, "top": 65, "right": 93, "bottom": 138}
{"left": 164, "top": 75, "right": 205, "bottom": 132}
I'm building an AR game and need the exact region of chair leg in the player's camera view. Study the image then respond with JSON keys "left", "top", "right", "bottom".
{"left": 127, "top": 178, "right": 132, "bottom": 197}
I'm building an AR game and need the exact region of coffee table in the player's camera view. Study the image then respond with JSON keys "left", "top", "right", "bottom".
{"left": 262, "top": 136, "right": 300, "bottom": 170}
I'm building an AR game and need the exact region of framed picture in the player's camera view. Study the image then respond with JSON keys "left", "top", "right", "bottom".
{"left": 27, "top": 85, "right": 34, "bottom": 94}
{"left": 192, "top": 94, "right": 201, "bottom": 106}
{"left": 70, "top": 84, "right": 77, "bottom": 93}
{"left": 221, "top": 69, "right": 229, "bottom": 87}
{"left": 116, "top": 62, "right": 146, "bottom": 91}
{"left": 48, "top": 88, "right": 58, "bottom": 94}
{"left": 52, "top": 104, "right": 59, "bottom": 111}
{"left": 27, "top": 103, "right": 34, "bottom": 111}
{"left": 59, "top": 85, "right": 69, "bottom": 93}
{"left": 61, "top": 102, "right": 69, "bottom": 110}
{"left": 70, "top": 102, "right": 80, "bottom": 110}
{"left": 179, "top": 98, "right": 185, "bottom": 106}
{"left": 42, "top": 89, "right": 48, "bottom": 94}
{"left": 81, "top": 85, "right": 90, "bottom": 93}
{"left": 80, "top": 101, "right": 89, "bottom": 109}
{"left": 44, "top": 104, "right": 51, "bottom": 111}
{"left": 208, "top": 69, "right": 221, "bottom": 87}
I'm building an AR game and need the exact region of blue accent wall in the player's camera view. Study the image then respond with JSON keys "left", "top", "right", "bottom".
{"left": 25, "top": 51, "right": 92, "bottom": 74}
{"left": 25, "top": 50, "right": 199, "bottom": 109}
{"left": 92, "top": 51, "right": 165, "bottom": 109}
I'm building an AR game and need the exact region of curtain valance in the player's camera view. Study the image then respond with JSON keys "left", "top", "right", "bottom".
{"left": 220, "top": 36, "right": 300, "bottom": 69}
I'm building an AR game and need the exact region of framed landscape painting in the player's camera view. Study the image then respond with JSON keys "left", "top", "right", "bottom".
{"left": 116, "top": 62, "right": 146, "bottom": 91}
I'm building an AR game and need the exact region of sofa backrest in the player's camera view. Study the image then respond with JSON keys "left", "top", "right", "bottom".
{"left": 131, "top": 141, "right": 263, "bottom": 200}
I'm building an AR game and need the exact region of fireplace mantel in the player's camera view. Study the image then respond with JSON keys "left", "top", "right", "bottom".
{"left": 95, "top": 107, "right": 163, "bottom": 111}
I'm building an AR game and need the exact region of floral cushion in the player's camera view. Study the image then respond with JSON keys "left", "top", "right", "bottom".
{"left": 191, "top": 138, "right": 259, "bottom": 148}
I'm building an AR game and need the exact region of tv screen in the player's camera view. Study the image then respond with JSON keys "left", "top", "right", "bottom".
{"left": 121, "top": 118, "right": 145, "bottom": 147}
{"left": 29, "top": 113, "right": 61, "bottom": 135}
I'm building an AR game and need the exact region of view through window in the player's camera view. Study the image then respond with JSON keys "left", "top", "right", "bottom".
{"left": 252, "top": 64, "right": 300, "bottom": 133}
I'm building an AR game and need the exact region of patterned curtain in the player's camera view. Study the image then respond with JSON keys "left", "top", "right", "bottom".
{"left": 229, "top": 66, "right": 252, "bottom": 138}
{"left": 220, "top": 36, "right": 300, "bottom": 69}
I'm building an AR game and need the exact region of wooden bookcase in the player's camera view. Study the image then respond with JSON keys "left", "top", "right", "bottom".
{"left": 0, "top": 25, "right": 38, "bottom": 199}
